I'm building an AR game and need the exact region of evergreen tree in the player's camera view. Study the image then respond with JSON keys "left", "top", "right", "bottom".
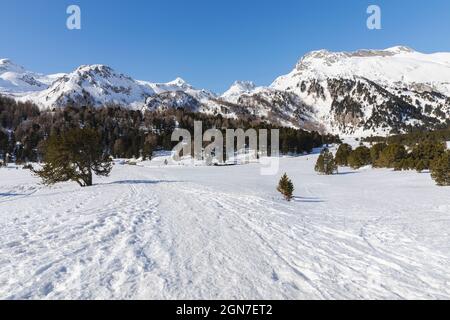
{"left": 375, "top": 144, "right": 407, "bottom": 168}
{"left": 430, "top": 151, "right": 450, "bottom": 186}
{"left": 335, "top": 143, "right": 352, "bottom": 166}
{"left": 410, "top": 141, "right": 446, "bottom": 169}
{"left": 0, "top": 129, "right": 8, "bottom": 164}
{"left": 315, "top": 154, "right": 325, "bottom": 174}
{"left": 277, "top": 173, "right": 294, "bottom": 201}
{"left": 315, "top": 148, "right": 337, "bottom": 175}
{"left": 348, "top": 146, "right": 371, "bottom": 169}
{"left": 34, "top": 128, "right": 112, "bottom": 187}
{"left": 370, "top": 143, "right": 387, "bottom": 166}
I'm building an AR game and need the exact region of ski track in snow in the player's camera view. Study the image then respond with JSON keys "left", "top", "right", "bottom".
{"left": 1, "top": 157, "right": 450, "bottom": 300}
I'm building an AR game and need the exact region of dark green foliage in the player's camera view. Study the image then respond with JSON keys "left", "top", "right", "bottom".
{"left": 0, "top": 129, "right": 8, "bottom": 164}
{"left": 315, "top": 154, "right": 325, "bottom": 173}
{"left": 34, "top": 128, "right": 112, "bottom": 187}
{"left": 410, "top": 141, "right": 446, "bottom": 170}
{"left": 430, "top": 151, "right": 450, "bottom": 186}
{"left": 375, "top": 144, "right": 407, "bottom": 168}
{"left": 370, "top": 143, "right": 387, "bottom": 166}
{"left": 415, "top": 160, "right": 426, "bottom": 173}
{"left": 363, "top": 128, "right": 450, "bottom": 146}
{"left": 348, "top": 146, "right": 371, "bottom": 169}
{"left": 394, "top": 157, "right": 415, "bottom": 171}
{"left": 335, "top": 143, "right": 352, "bottom": 166}
{"left": 315, "top": 148, "right": 338, "bottom": 175}
{"left": 277, "top": 173, "right": 294, "bottom": 201}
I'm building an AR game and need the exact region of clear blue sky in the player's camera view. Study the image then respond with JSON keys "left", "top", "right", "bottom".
{"left": 1, "top": 0, "right": 450, "bottom": 93}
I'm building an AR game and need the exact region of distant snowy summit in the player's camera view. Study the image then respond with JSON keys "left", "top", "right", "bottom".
{"left": 0, "top": 58, "right": 64, "bottom": 94}
{"left": 273, "top": 46, "right": 450, "bottom": 93}
{"left": 1, "top": 46, "right": 450, "bottom": 137}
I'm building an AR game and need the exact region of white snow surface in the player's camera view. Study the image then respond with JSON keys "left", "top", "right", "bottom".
{"left": 1, "top": 155, "right": 450, "bottom": 300}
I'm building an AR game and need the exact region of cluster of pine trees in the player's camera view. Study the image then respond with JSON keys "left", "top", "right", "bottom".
{"left": 0, "top": 95, "right": 339, "bottom": 165}
{"left": 363, "top": 129, "right": 450, "bottom": 146}
{"left": 330, "top": 141, "right": 450, "bottom": 186}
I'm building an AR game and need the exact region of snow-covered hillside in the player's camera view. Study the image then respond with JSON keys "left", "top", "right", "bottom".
{"left": 1, "top": 46, "right": 450, "bottom": 136}
{"left": 22, "top": 64, "right": 155, "bottom": 109}
{"left": 0, "top": 59, "right": 63, "bottom": 94}
{"left": 221, "top": 81, "right": 258, "bottom": 103}
{"left": 142, "top": 77, "right": 216, "bottom": 102}
{"left": 272, "top": 46, "right": 450, "bottom": 92}
{"left": 270, "top": 46, "right": 450, "bottom": 136}
{"left": 1, "top": 155, "right": 450, "bottom": 299}
{"left": 1, "top": 60, "right": 213, "bottom": 111}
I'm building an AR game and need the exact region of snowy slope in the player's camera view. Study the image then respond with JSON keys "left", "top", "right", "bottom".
{"left": 141, "top": 77, "right": 217, "bottom": 102}
{"left": 0, "top": 59, "right": 63, "bottom": 95}
{"left": 1, "top": 156, "right": 450, "bottom": 299}
{"left": 221, "top": 81, "right": 258, "bottom": 103}
{"left": 269, "top": 46, "right": 450, "bottom": 136}
{"left": 8, "top": 62, "right": 215, "bottom": 110}
{"left": 272, "top": 46, "right": 450, "bottom": 93}
{"left": 22, "top": 65, "right": 155, "bottom": 109}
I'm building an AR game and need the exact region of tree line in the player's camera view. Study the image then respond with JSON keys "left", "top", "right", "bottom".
{"left": 315, "top": 140, "right": 450, "bottom": 186}
{"left": 0, "top": 95, "right": 340, "bottom": 166}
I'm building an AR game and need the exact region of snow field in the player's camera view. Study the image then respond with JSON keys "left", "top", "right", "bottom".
{"left": 0, "top": 154, "right": 450, "bottom": 299}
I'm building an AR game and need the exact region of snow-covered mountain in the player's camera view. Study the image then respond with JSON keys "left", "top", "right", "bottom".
{"left": 0, "top": 61, "right": 215, "bottom": 111}
{"left": 1, "top": 46, "right": 450, "bottom": 136}
{"left": 270, "top": 46, "right": 450, "bottom": 135}
{"left": 221, "top": 81, "right": 258, "bottom": 103}
{"left": 272, "top": 46, "right": 450, "bottom": 93}
{"left": 141, "top": 77, "right": 216, "bottom": 102}
{"left": 22, "top": 64, "right": 155, "bottom": 109}
{"left": 0, "top": 59, "right": 63, "bottom": 94}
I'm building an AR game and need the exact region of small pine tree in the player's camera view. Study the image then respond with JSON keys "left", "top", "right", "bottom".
{"left": 370, "top": 143, "right": 387, "bottom": 166}
{"left": 348, "top": 146, "right": 372, "bottom": 169}
{"left": 277, "top": 173, "right": 294, "bottom": 201}
{"left": 375, "top": 144, "right": 407, "bottom": 168}
{"left": 335, "top": 143, "right": 352, "bottom": 166}
{"left": 430, "top": 151, "right": 450, "bottom": 186}
{"left": 315, "top": 148, "right": 337, "bottom": 175}
{"left": 315, "top": 154, "right": 325, "bottom": 173}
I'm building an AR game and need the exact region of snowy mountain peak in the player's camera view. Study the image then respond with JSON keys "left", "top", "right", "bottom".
{"left": 271, "top": 46, "right": 450, "bottom": 89}
{"left": 0, "top": 59, "right": 51, "bottom": 94}
{"left": 21, "top": 63, "right": 154, "bottom": 109}
{"left": 269, "top": 46, "right": 450, "bottom": 136}
{"left": 384, "top": 45, "right": 416, "bottom": 54}
{"left": 72, "top": 64, "right": 131, "bottom": 81}
{"left": 221, "top": 81, "right": 257, "bottom": 102}
{"left": 222, "top": 81, "right": 256, "bottom": 97}
{"left": 167, "top": 77, "right": 190, "bottom": 88}
{"left": 231, "top": 80, "right": 256, "bottom": 91}
{"left": 296, "top": 46, "right": 418, "bottom": 71}
{"left": 0, "top": 59, "right": 26, "bottom": 74}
